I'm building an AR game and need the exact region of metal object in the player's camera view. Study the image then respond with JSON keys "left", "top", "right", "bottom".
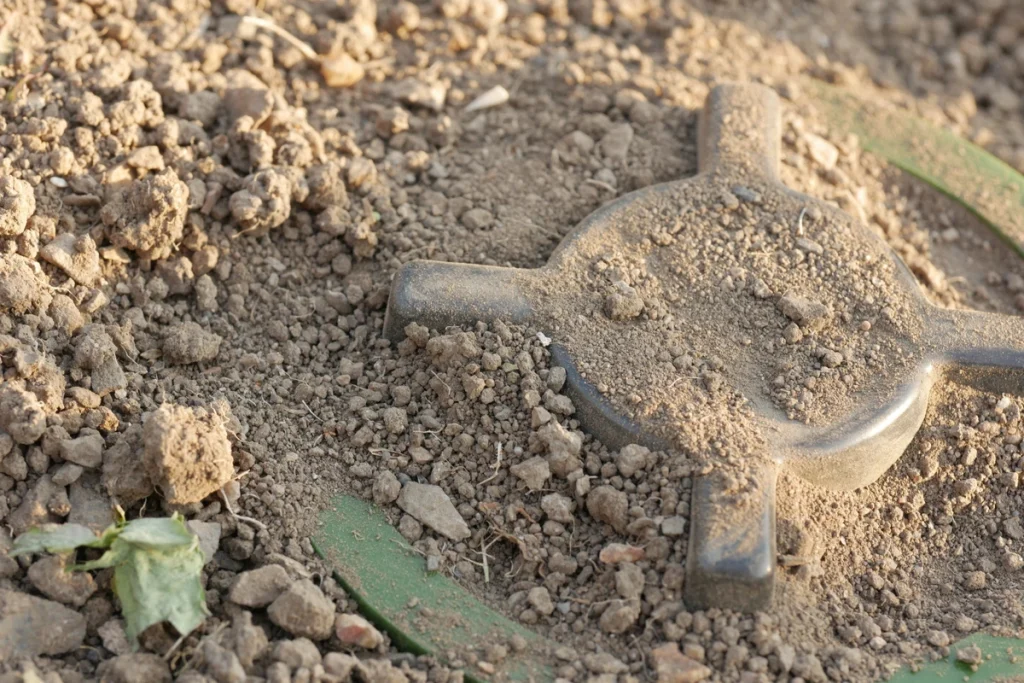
{"left": 313, "top": 496, "right": 549, "bottom": 682}
{"left": 381, "top": 83, "right": 1024, "bottom": 611}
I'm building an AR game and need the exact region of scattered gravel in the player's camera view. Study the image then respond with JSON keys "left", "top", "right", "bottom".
{"left": 0, "top": 0, "right": 1023, "bottom": 680}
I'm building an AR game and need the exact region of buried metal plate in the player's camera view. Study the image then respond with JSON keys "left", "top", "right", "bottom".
{"left": 312, "top": 495, "right": 552, "bottom": 682}
{"left": 381, "top": 82, "right": 1024, "bottom": 612}
{"left": 312, "top": 497, "right": 1024, "bottom": 682}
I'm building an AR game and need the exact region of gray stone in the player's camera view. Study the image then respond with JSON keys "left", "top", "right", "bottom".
{"left": 228, "top": 565, "right": 293, "bottom": 608}
{"left": 90, "top": 356, "right": 127, "bottom": 396}
{"left": 267, "top": 579, "right": 335, "bottom": 640}
{"left": 187, "top": 520, "right": 222, "bottom": 564}
{"left": 68, "top": 478, "right": 115, "bottom": 531}
{"left": 8, "top": 474, "right": 61, "bottom": 535}
{"left": 201, "top": 640, "right": 246, "bottom": 683}
{"left": 661, "top": 516, "right": 686, "bottom": 537}
{"left": 396, "top": 482, "right": 470, "bottom": 541}
{"left": 51, "top": 462, "right": 84, "bottom": 486}
{"left": 546, "top": 366, "right": 567, "bottom": 392}
{"left": 60, "top": 432, "right": 104, "bottom": 468}
{"left": 372, "top": 470, "right": 401, "bottom": 505}
{"left": 1004, "top": 517, "right": 1024, "bottom": 540}
{"left": 98, "top": 619, "right": 132, "bottom": 656}
{"left": 28, "top": 555, "right": 97, "bottom": 607}
{"left": 271, "top": 638, "right": 322, "bottom": 668}
{"left": 0, "top": 589, "right": 87, "bottom": 662}
{"left": 615, "top": 563, "right": 645, "bottom": 599}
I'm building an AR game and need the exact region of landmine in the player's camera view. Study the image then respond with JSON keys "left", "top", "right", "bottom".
{"left": 383, "top": 83, "right": 1024, "bottom": 611}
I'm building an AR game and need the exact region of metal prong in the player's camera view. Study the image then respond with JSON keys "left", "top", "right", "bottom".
{"left": 929, "top": 306, "right": 1024, "bottom": 394}
{"left": 383, "top": 261, "right": 533, "bottom": 341}
{"left": 698, "top": 83, "right": 781, "bottom": 180}
{"left": 684, "top": 459, "right": 777, "bottom": 612}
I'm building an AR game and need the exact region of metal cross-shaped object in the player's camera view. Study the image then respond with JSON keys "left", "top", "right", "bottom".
{"left": 382, "top": 83, "right": 1024, "bottom": 611}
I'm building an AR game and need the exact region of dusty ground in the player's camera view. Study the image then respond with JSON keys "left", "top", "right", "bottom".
{"left": 2, "top": 0, "right": 1024, "bottom": 681}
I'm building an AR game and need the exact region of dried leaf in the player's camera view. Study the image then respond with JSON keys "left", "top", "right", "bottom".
{"left": 11, "top": 514, "right": 208, "bottom": 646}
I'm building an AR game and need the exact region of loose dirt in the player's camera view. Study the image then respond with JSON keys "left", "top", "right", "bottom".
{"left": 2, "top": 0, "right": 1024, "bottom": 681}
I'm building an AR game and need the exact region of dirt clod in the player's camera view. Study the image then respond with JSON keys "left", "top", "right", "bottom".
{"left": 230, "top": 170, "right": 293, "bottom": 236}
{"left": 142, "top": 402, "right": 233, "bottom": 505}
{"left": 586, "top": 485, "right": 629, "bottom": 532}
{"left": 27, "top": 555, "right": 97, "bottom": 607}
{"left": 0, "top": 254, "right": 51, "bottom": 315}
{"left": 162, "top": 322, "right": 223, "bottom": 365}
{"left": 0, "top": 176, "right": 35, "bottom": 238}
{"left": 652, "top": 642, "right": 712, "bottom": 683}
{"left": 97, "top": 653, "right": 172, "bottom": 683}
{"left": 100, "top": 170, "right": 189, "bottom": 261}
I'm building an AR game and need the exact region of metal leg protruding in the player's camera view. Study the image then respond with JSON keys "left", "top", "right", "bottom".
{"left": 383, "top": 261, "right": 534, "bottom": 341}
{"left": 684, "top": 459, "right": 777, "bottom": 612}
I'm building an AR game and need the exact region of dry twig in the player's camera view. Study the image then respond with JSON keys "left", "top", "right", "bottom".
{"left": 240, "top": 15, "right": 318, "bottom": 62}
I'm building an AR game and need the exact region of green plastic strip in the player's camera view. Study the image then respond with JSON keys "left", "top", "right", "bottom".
{"left": 806, "top": 80, "right": 1024, "bottom": 259}
{"left": 312, "top": 495, "right": 553, "bottom": 682}
{"left": 888, "top": 633, "right": 1024, "bottom": 682}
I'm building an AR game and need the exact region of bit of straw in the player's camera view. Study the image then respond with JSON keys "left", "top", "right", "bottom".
{"left": 478, "top": 442, "right": 504, "bottom": 485}
{"left": 219, "top": 488, "right": 268, "bottom": 531}
{"left": 240, "top": 15, "right": 318, "bottom": 63}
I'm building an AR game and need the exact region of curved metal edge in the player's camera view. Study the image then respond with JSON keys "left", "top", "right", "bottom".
{"left": 684, "top": 459, "right": 777, "bottom": 612}
{"left": 547, "top": 344, "right": 669, "bottom": 452}
{"left": 549, "top": 342, "right": 777, "bottom": 612}
{"left": 783, "top": 364, "right": 936, "bottom": 491}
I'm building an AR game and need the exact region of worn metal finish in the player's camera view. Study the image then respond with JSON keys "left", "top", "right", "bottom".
{"left": 382, "top": 83, "right": 1024, "bottom": 612}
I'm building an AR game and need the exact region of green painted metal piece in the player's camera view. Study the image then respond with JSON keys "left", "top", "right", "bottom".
{"left": 312, "top": 495, "right": 553, "bottom": 682}
{"left": 806, "top": 80, "right": 1024, "bottom": 259}
{"left": 888, "top": 633, "right": 1024, "bottom": 682}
